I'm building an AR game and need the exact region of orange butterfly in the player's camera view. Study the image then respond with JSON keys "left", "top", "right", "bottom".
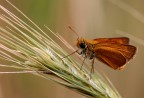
{"left": 65, "top": 27, "right": 137, "bottom": 73}
{"left": 76, "top": 37, "right": 136, "bottom": 70}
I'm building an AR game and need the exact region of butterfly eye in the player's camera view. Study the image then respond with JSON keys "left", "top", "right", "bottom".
{"left": 80, "top": 43, "right": 86, "bottom": 49}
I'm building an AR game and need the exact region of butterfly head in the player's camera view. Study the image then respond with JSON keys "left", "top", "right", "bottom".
{"left": 77, "top": 38, "right": 87, "bottom": 49}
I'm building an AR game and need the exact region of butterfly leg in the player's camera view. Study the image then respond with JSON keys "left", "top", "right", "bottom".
{"left": 60, "top": 50, "right": 79, "bottom": 65}
{"left": 79, "top": 48, "right": 87, "bottom": 70}
{"left": 80, "top": 56, "right": 87, "bottom": 70}
{"left": 90, "top": 58, "right": 95, "bottom": 78}
{"left": 89, "top": 51, "right": 95, "bottom": 60}
{"left": 61, "top": 50, "right": 78, "bottom": 60}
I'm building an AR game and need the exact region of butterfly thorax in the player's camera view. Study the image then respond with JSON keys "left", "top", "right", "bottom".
{"left": 77, "top": 38, "right": 96, "bottom": 59}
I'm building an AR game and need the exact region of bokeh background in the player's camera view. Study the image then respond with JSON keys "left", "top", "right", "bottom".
{"left": 0, "top": 0, "right": 143, "bottom": 98}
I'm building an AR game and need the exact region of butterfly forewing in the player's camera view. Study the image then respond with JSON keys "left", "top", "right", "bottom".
{"left": 93, "top": 37, "right": 129, "bottom": 45}
{"left": 94, "top": 43, "right": 136, "bottom": 69}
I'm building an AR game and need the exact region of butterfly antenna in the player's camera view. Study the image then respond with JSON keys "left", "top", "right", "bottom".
{"left": 68, "top": 26, "right": 79, "bottom": 39}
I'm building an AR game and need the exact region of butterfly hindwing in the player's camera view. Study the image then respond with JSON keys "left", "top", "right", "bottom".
{"left": 94, "top": 43, "right": 136, "bottom": 69}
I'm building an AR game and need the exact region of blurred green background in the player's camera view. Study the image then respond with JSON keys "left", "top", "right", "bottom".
{"left": 0, "top": 0, "right": 143, "bottom": 98}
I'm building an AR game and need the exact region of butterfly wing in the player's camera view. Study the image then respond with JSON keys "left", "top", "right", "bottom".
{"left": 94, "top": 43, "right": 136, "bottom": 70}
{"left": 93, "top": 37, "right": 129, "bottom": 45}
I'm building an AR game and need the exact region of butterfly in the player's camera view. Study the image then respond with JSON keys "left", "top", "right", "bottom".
{"left": 63, "top": 27, "right": 137, "bottom": 74}
{"left": 76, "top": 37, "right": 136, "bottom": 70}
